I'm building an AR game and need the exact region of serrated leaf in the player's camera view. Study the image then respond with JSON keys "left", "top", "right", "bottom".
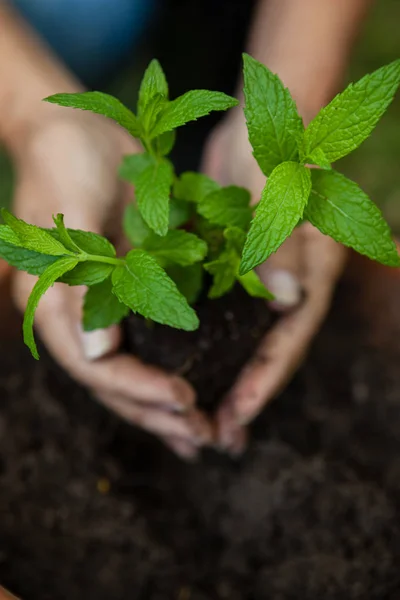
{"left": 142, "top": 229, "right": 207, "bottom": 266}
{"left": 140, "top": 93, "right": 168, "bottom": 134}
{"left": 198, "top": 186, "right": 252, "bottom": 229}
{"left": 112, "top": 249, "right": 198, "bottom": 330}
{"left": 243, "top": 53, "right": 304, "bottom": 176}
{"left": 240, "top": 162, "right": 311, "bottom": 274}
{"left": 150, "top": 90, "right": 238, "bottom": 138}
{"left": 59, "top": 262, "right": 113, "bottom": 286}
{"left": 305, "top": 169, "right": 400, "bottom": 267}
{"left": 138, "top": 59, "right": 169, "bottom": 118}
{"left": 49, "top": 228, "right": 116, "bottom": 258}
{"left": 167, "top": 263, "right": 203, "bottom": 304}
{"left": 83, "top": 278, "right": 129, "bottom": 331}
{"left": 168, "top": 198, "right": 191, "bottom": 229}
{"left": 44, "top": 91, "right": 141, "bottom": 138}
{"left": 123, "top": 204, "right": 151, "bottom": 247}
{"left": 0, "top": 237, "right": 59, "bottom": 275}
{"left": 173, "top": 172, "right": 220, "bottom": 203}
{"left": 134, "top": 159, "right": 174, "bottom": 236}
{"left": 1, "top": 209, "right": 71, "bottom": 256}
{"left": 119, "top": 152, "right": 155, "bottom": 184}
{"left": 237, "top": 270, "right": 273, "bottom": 300}
{"left": 204, "top": 252, "right": 238, "bottom": 299}
{"left": 303, "top": 60, "right": 400, "bottom": 164}
{"left": 23, "top": 257, "right": 79, "bottom": 359}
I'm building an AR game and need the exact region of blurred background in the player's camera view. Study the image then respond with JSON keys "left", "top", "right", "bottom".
{"left": 0, "top": 0, "right": 399, "bottom": 231}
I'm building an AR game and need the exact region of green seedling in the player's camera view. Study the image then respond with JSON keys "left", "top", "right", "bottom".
{"left": 0, "top": 55, "right": 399, "bottom": 359}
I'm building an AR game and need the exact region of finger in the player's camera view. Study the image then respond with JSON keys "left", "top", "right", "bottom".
{"left": 218, "top": 228, "right": 347, "bottom": 438}
{"left": 257, "top": 230, "right": 304, "bottom": 312}
{"left": 14, "top": 277, "right": 196, "bottom": 413}
{"left": 161, "top": 436, "right": 200, "bottom": 462}
{"left": 96, "top": 391, "right": 213, "bottom": 446}
{"left": 0, "top": 586, "right": 20, "bottom": 600}
{"left": 216, "top": 402, "right": 248, "bottom": 457}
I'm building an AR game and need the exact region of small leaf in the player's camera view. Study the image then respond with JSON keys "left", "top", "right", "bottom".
{"left": 59, "top": 262, "right": 113, "bottom": 286}
{"left": 140, "top": 93, "right": 168, "bottom": 134}
{"left": 0, "top": 237, "right": 59, "bottom": 275}
{"left": 112, "top": 249, "right": 198, "bottom": 330}
{"left": 151, "top": 90, "right": 238, "bottom": 138}
{"left": 83, "top": 278, "right": 129, "bottom": 331}
{"left": 155, "top": 130, "right": 176, "bottom": 156}
{"left": 204, "top": 252, "right": 238, "bottom": 299}
{"left": 243, "top": 53, "right": 304, "bottom": 176}
{"left": 44, "top": 91, "right": 141, "bottom": 138}
{"left": 303, "top": 59, "right": 400, "bottom": 164}
{"left": 119, "top": 153, "right": 155, "bottom": 184}
{"left": 142, "top": 229, "right": 207, "bottom": 266}
{"left": 168, "top": 198, "right": 191, "bottom": 229}
{"left": 240, "top": 162, "right": 311, "bottom": 274}
{"left": 305, "top": 169, "right": 400, "bottom": 267}
{"left": 167, "top": 263, "right": 203, "bottom": 304}
{"left": 198, "top": 186, "right": 252, "bottom": 229}
{"left": 134, "top": 159, "right": 174, "bottom": 236}
{"left": 237, "top": 270, "right": 273, "bottom": 300}
{"left": 123, "top": 204, "right": 151, "bottom": 247}
{"left": 224, "top": 226, "right": 247, "bottom": 254}
{"left": 50, "top": 228, "right": 116, "bottom": 258}
{"left": 1, "top": 209, "right": 71, "bottom": 256}
{"left": 52, "top": 214, "right": 81, "bottom": 253}
{"left": 173, "top": 172, "right": 220, "bottom": 203}
{"left": 137, "top": 59, "right": 169, "bottom": 118}
{"left": 24, "top": 257, "right": 79, "bottom": 359}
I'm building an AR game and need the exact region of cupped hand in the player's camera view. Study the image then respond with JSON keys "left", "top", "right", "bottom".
{"left": 11, "top": 111, "right": 211, "bottom": 460}
{"left": 203, "top": 114, "right": 347, "bottom": 455}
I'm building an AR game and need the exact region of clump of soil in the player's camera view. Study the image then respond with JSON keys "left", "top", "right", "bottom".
{"left": 1, "top": 281, "right": 400, "bottom": 600}
{"left": 124, "top": 284, "right": 274, "bottom": 411}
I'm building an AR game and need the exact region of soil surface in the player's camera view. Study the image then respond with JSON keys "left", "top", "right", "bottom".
{"left": 1, "top": 280, "right": 400, "bottom": 599}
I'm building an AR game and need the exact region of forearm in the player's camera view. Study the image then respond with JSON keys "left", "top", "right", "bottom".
{"left": 0, "top": 2, "right": 81, "bottom": 155}
{"left": 246, "top": 0, "right": 373, "bottom": 122}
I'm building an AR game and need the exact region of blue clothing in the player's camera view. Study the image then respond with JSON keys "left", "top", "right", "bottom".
{"left": 13, "top": 0, "right": 156, "bottom": 83}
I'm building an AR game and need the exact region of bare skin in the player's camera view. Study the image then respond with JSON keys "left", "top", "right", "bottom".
{"left": 0, "top": 0, "right": 372, "bottom": 463}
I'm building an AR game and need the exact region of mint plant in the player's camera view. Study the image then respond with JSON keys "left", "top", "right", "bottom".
{"left": 0, "top": 55, "right": 399, "bottom": 359}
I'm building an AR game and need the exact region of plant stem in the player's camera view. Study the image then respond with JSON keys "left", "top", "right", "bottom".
{"left": 78, "top": 253, "right": 125, "bottom": 267}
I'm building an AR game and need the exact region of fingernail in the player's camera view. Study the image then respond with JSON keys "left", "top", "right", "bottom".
{"left": 264, "top": 269, "right": 302, "bottom": 309}
{"left": 82, "top": 329, "right": 115, "bottom": 361}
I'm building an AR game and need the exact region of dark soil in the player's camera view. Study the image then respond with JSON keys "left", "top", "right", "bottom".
{"left": 1, "top": 280, "right": 400, "bottom": 600}
{"left": 124, "top": 284, "right": 274, "bottom": 412}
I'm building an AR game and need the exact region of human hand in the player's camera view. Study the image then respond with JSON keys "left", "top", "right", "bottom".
{"left": 11, "top": 110, "right": 211, "bottom": 460}
{"left": 202, "top": 115, "right": 347, "bottom": 455}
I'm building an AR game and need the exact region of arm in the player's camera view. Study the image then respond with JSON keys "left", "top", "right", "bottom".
{"left": 203, "top": 0, "right": 373, "bottom": 454}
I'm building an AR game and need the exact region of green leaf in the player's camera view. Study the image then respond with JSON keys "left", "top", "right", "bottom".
{"left": 1, "top": 209, "right": 71, "bottom": 256}
{"left": 305, "top": 169, "right": 400, "bottom": 267}
{"left": 112, "top": 249, "right": 198, "bottom": 330}
{"left": 155, "top": 130, "right": 176, "bottom": 156}
{"left": 134, "top": 159, "right": 174, "bottom": 236}
{"left": 123, "top": 204, "right": 151, "bottom": 247}
{"left": 303, "top": 60, "right": 400, "bottom": 164}
{"left": 119, "top": 153, "right": 155, "bottom": 185}
{"left": 0, "top": 237, "right": 59, "bottom": 275}
{"left": 142, "top": 229, "right": 207, "bottom": 266}
{"left": 204, "top": 252, "right": 238, "bottom": 299}
{"left": 59, "top": 262, "right": 113, "bottom": 286}
{"left": 168, "top": 198, "right": 191, "bottom": 229}
{"left": 198, "top": 186, "right": 252, "bottom": 229}
{"left": 243, "top": 53, "right": 304, "bottom": 176}
{"left": 150, "top": 90, "right": 238, "bottom": 138}
{"left": 83, "top": 278, "right": 129, "bottom": 331}
{"left": 237, "top": 270, "right": 273, "bottom": 300}
{"left": 49, "top": 228, "right": 116, "bottom": 258}
{"left": 44, "top": 91, "right": 141, "bottom": 138}
{"left": 52, "top": 214, "right": 81, "bottom": 253}
{"left": 140, "top": 94, "right": 168, "bottom": 134}
{"left": 173, "top": 172, "right": 220, "bottom": 203}
{"left": 23, "top": 257, "right": 79, "bottom": 359}
{"left": 224, "top": 226, "right": 247, "bottom": 254}
{"left": 167, "top": 263, "right": 203, "bottom": 304}
{"left": 137, "top": 59, "right": 169, "bottom": 118}
{"left": 240, "top": 162, "right": 311, "bottom": 274}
